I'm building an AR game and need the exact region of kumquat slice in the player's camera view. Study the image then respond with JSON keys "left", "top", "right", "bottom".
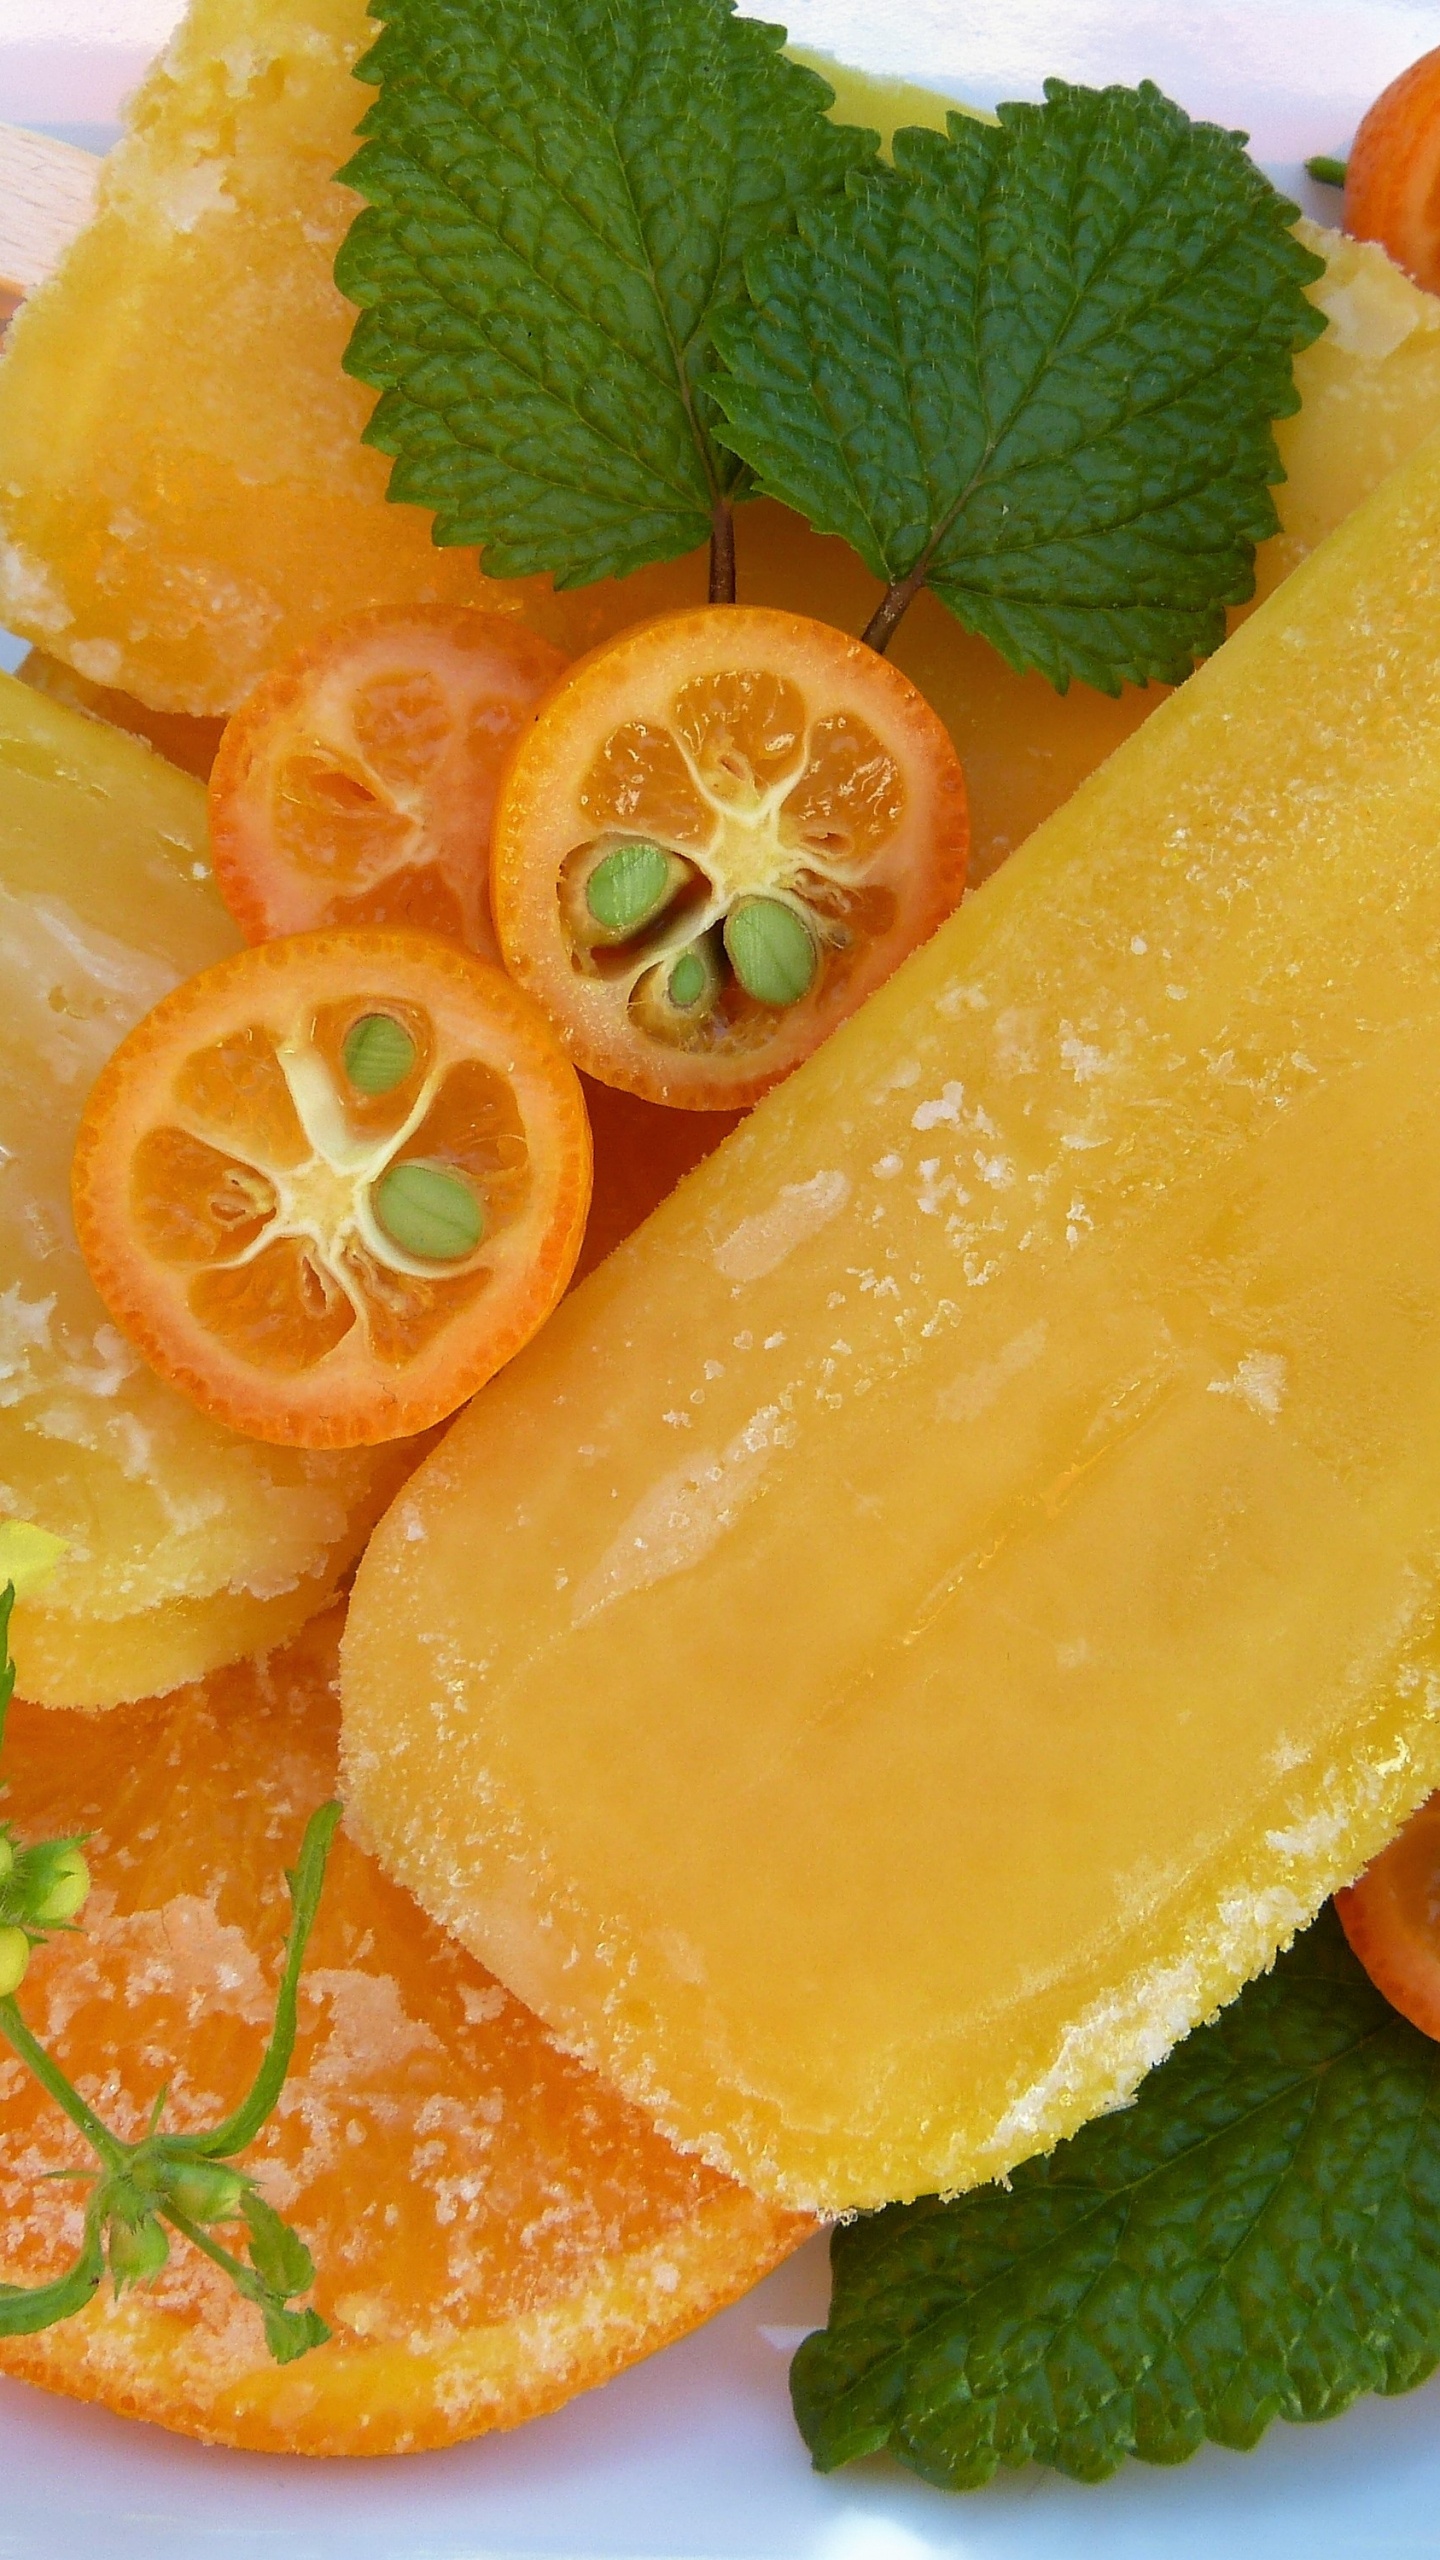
{"left": 71, "top": 930, "right": 591, "bottom": 1449}
{"left": 208, "top": 607, "right": 568, "bottom": 957}
{"left": 492, "top": 607, "right": 970, "bottom": 1109}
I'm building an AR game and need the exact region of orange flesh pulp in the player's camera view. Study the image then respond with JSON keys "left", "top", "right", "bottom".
{"left": 0, "top": 1610, "right": 810, "bottom": 2455}
{"left": 573, "top": 1078, "right": 745, "bottom": 1285}
{"left": 495, "top": 609, "right": 968, "bottom": 1108}
{"left": 72, "top": 930, "right": 591, "bottom": 1448}
{"left": 209, "top": 607, "right": 568, "bottom": 957}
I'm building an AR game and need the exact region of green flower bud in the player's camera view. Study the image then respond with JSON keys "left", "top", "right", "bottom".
{"left": 0, "top": 1831, "right": 13, "bottom": 1886}
{"left": 163, "top": 2159, "right": 248, "bottom": 2226}
{"left": 106, "top": 2209, "right": 170, "bottom": 2291}
{"left": 0, "top": 1923, "right": 29, "bottom": 1997}
{"left": 22, "top": 1843, "right": 90, "bottom": 1927}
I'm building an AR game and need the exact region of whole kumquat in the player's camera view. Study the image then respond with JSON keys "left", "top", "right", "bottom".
{"left": 1336, "top": 1788, "right": 1440, "bottom": 2041}
{"left": 1344, "top": 47, "right": 1440, "bottom": 293}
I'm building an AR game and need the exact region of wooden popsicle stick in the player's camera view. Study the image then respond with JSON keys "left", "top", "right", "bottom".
{"left": 0, "top": 123, "right": 100, "bottom": 326}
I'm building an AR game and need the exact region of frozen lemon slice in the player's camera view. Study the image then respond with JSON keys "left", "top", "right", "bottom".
{"left": 0, "top": 672, "right": 410, "bottom": 1706}
{"left": 343, "top": 425, "right": 1440, "bottom": 2216}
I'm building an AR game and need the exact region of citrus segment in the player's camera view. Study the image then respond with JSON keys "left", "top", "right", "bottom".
{"left": 72, "top": 930, "right": 591, "bottom": 1449}
{"left": 0, "top": 1612, "right": 810, "bottom": 2455}
{"left": 1336, "top": 1791, "right": 1440, "bottom": 2040}
{"left": 493, "top": 607, "right": 969, "bottom": 1108}
{"left": 209, "top": 609, "right": 568, "bottom": 959}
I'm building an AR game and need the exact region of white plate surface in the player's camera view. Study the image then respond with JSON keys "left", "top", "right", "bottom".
{"left": 4, "top": 4, "right": 1440, "bottom": 2553}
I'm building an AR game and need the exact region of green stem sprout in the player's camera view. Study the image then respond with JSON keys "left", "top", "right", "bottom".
{"left": 0, "top": 1580, "right": 337, "bottom": 2363}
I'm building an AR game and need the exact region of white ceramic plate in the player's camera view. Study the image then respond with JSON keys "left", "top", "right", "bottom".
{"left": 5, "top": 4, "right": 1440, "bottom": 2552}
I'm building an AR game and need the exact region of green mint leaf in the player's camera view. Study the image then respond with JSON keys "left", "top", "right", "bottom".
{"left": 336, "top": 0, "right": 878, "bottom": 586}
{"left": 711, "top": 80, "right": 1327, "bottom": 691}
{"left": 791, "top": 1909, "right": 1440, "bottom": 2488}
{"left": 201, "top": 1799, "right": 340, "bottom": 2158}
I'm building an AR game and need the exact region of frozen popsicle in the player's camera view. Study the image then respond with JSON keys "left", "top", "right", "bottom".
{"left": 343, "top": 423, "right": 1440, "bottom": 2214}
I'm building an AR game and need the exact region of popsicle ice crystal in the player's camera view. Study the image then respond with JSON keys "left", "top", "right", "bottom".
{"left": 344, "top": 424, "right": 1440, "bottom": 2214}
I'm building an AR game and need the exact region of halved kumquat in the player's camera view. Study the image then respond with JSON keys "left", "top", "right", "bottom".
{"left": 209, "top": 607, "right": 568, "bottom": 956}
{"left": 72, "top": 930, "right": 591, "bottom": 1449}
{"left": 492, "top": 606, "right": 970, "bottom": 1109}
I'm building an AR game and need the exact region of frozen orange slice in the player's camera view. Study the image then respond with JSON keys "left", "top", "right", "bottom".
{"left": 493, "top": 607, "right": 970, "bottom": 1108}
{"left": 1336, "top": 1790, "right": 1440, "bottom": 2040}
{"left": 209, "top": 608, "right": 568, "bottom": 958}
{"left": 71, "top": 929, "right": 591, "bottom": 1449}
{"left": 572, "top": 1077, "right": 745, "bottom": 1284}
{"left": 0, "top": 1609, "right": 810, "bottom": 2454}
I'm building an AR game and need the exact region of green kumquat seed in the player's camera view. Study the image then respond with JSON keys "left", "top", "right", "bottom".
{"left": 724, "top": 897, "right": 818, "bottom": 1007}
{"left": 374, "top": 1161, "right": 484, "bottom": 1262}
{"left": 586, "top": 842, "right": 684, "bottom": 941}
{"left": 344, "top": 1012, "right": 418, "bottom": 1096}
{"left": 668, "top": 949, "right": 711, "bottom": 1009}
